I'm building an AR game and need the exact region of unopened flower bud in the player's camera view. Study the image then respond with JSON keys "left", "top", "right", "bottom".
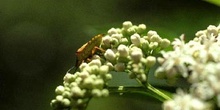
{"left": 131, "top": 33, "right": 141, "bottom": 46}
{"left": 150, "top": 34, "right": 162, "bottom": 42}
{"left": 137, "top": 24, "right": 147, "bottom": 33}
{"left": 102, "top": 35, "right": 112, "bottom": 48}
{"left": 104, "top": 49, "right": 116, "bottom": 62}
{"left": 146, "top": 56, "right": 156, "bottom": 67}
{"left": 130, "top": 48, "right": 143, "bottom": 63}
{"left": 55, "top": 85, "right": 65, "bottom": 94}
{"left": 62, "top": 98, "right": 71, "bottom": 106}
{"left": 123, "top": 21, "right": 133, "bottom": 29}
{"left": 160, "top": 38, "right": 170, "bottom": 48}
{"left": 92, "top": 89, "right": 102, "bottom": 97}
{"left": 147, "top": 30, "right": 157, "bottom": 38}
{"left": 114, "top": 62, "right": 126, "bottom": 72}
{"left": 118, "top": 44, "right": 129, "bottom": 57}
{"left": 108, "top": 28, "right": 118, "bottom": 35}
{"left": 101, "top": 89, "right": 109, "bottom": 97}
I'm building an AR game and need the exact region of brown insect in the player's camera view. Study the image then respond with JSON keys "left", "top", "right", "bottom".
{"left": 67, "top": 34, "right": 104, "bottom": 73}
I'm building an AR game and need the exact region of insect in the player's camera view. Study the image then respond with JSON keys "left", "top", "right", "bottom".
{"left": 67, "top": 34, "right": 104, "bottom": 73}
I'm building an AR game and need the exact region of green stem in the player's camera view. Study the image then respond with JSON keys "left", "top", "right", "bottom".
{"left": 136, "top": 79, "right": 172, "bottom": 102}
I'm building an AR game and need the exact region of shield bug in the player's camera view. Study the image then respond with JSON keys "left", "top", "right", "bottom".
{"left": 67, "top": 34, "right": 104, "bottom": 73}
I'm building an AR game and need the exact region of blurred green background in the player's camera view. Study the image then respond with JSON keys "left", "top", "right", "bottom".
{"left": 0, "top": 0, "right": 220, "bottom": 110}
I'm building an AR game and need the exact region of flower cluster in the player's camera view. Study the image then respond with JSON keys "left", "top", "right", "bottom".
{"left": 163, "top": 89, "right": 211, "bottom": 110}
{"left": 156, "top": 24, "right": 220, "bottom": 109}
{"left": 102, "top": 21, "right": 170, "bottom": 82}
{"left": 50, "top": 56, "right": 112, "bottom": 109}
{"left": 51, "top": 21, "right": 171, "bottom": 110}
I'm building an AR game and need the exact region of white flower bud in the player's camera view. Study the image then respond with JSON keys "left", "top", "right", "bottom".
{"left": 123, "top": 21, "right": 133, "bottom": 29}
{"left": 56, "top": 95, "right": 63, "bottom": 101}
{"left": 114, "top": 62, "right": 126, "bottom": 72}
{"left": 150, "top": 34, "right": 162, "bottom": 42}
{"left": 120, "top": 38, "right": 129, "bottom": 45}
{"left": 127, "top": 26, "right": 137, "bottom": 35}
{"left": 105, "top": 73, "right": 112, "bottom": 80}
{"left": 99, "top": 65, "right": 109, "bottom": 75}
{"left": 118, "top": 44, "right": 129, "bottom": 57}
{"left": 71, "top": 86, "right": 84, "bottom": 97}
{"left": 137, "top": 24, "right": 146, "bottom": 33}
{"left": 93, "top": 79, "right": 104, "bottom": 89}
{"left": 160, "top": 38, "right": 170, "bottom": 48}
{"left": 130, "top": 48, "right": 143, "bottom": 63}
{"left": 102, "top": 35, "right": 112, "bottom": 47}
{"left": 131, "top": 33, "right": 141, "bottom": 46}
{"left": 63, "top": 73, "right": 76, "bottom": 83}
{"left": 105, "top": 61, "right": 114, "bottom": 71}
{"left": 157, "top": 57, "right": 165, "bottom": 64}
{"left": 101, "top": 89, "right": 109, "bottom": 97}
{"left": 141, "top": 39, "right": 149, "bottom": 50}
{"left": 55, "top": 85, "right": 65, "bottom": 95}
{"left": 78, "top": 71, "right": 89, "bottom": 79}
{"left": 79, "top": 62, "right": 89, "bottom": 71}
{"left": 69, "top": 82, "right": 78, "bottom": 87}
{"left": 89, "top": 59, "right": 102, "bottom": 67}
{"left": 83, "top": 77, "right": 94, "bottom": 89}
{"left": 111, "top": 34, "right": 123, "bottom": 40}
{"left": 108, "top": 28, "right": 118, "bottom": 35}
{"left": 104, "top": 49, "right": 116, "bottom": 62}
{"left": 92, "top": 89, "right": 102, "bottom": 97}
{"left": 62, "top": 98, "right": 71, "bottom": 106}
{"left": 146, "top": 56, "right": 156, "bottom": 67}
{"left": 62, "top": 91, "right": 71, "bottom": 98}
{"left": 147, "top": 30, "right": 157, "bottom": 38}
{"left": 149, "top": 42, "right": 158, "bottom": 49}
{"left": 111, "top": 37, "right": 119, "bottom": 48}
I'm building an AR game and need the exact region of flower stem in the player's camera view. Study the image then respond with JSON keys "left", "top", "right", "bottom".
{"left": 136, "top": 79, "right": 172, "bottom": 102}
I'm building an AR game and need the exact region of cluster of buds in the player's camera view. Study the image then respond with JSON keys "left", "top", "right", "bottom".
{"left": 51, "top": 21, "right": 171, "bottom": 110}
{"left": 102, "top": 21, "right": 170, "bottom": 82}
{"left": 157, "top": 24, "right": 220, "bottom": 109}
{"left": 50, "top": 56, "right": 112, "bottom": 109}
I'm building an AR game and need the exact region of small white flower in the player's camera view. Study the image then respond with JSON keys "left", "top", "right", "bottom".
{"left": 207, "top": 25, "right": 219, "bottom": 36}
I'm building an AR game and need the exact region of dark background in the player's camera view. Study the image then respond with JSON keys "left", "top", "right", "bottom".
{"left": 0, "top": 0, "right": 220, "bottom": 110}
